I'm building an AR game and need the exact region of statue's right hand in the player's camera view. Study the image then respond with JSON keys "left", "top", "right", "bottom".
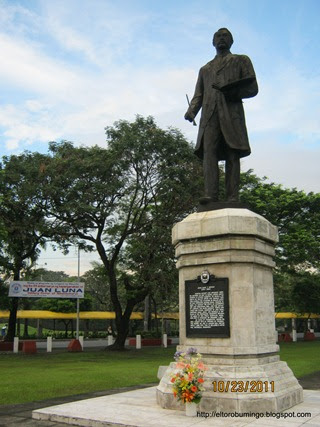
{"left": 184, "top": 112, "right": 194, "bottom": 122}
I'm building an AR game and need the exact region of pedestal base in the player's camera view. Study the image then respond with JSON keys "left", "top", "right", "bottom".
{"left": 157, "top": 353, "right": 303, "bottom": 412}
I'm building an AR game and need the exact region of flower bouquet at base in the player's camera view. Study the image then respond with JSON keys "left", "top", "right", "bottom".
{"left": 170, "top": 347, "right": 206, "bottom": 404}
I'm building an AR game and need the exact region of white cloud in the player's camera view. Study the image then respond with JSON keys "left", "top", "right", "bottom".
{"left": 0, "top": 2, "right": 39, "bottom": 36}
{"left": 45, "top": 22, "right": 98, "bottom": 64}
{"left": 247, "top": 65, "right": 320, "bottom": 141}
{"left": 0, "top": 33, "right": 83, "bottom": 99}
{"left": 243, "top": 138, "right": 320, "bottom": 193}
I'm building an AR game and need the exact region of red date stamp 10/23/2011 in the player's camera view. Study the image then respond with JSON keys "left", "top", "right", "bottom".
{"left": 212, "top": 380, "right": 275, "bottom": 393}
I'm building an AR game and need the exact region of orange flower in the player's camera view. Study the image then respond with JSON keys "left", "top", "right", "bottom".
{"left": 191, "top": 385, "right": 197, "bottom": 392}
{"left": 198, "top": 378, "right": 204, "bottom": 383}
{"left": 170, "top": 377, "right": 175, "bottom": 383}
{"left": 182, "top": 390, "right": 194, "bottom": 402}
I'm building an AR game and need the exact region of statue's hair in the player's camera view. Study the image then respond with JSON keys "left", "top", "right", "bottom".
{"left": 212, "top": 28, "right": 234, "bottom": 46}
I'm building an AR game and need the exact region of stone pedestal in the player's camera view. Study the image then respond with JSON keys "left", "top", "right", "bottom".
{"left": 157, "top": 208, "right": 303, "bottom": 412}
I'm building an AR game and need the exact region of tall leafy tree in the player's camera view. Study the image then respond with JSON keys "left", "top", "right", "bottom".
{"left": 240, "top": 170, "right": 320, "bottom": 272}
{"left": 240, "top": 171, "right": 320, "bottom": 314}
{"left": 273, "top": 271, "right": 320, "bottom": 316}
{"left": 82, "top": 263, "right": 113, "bottom": 311}
{"left": 0, "top": 152, "right": 60, "bottom": 341}
{"left": 26, "top": 268, "right": 71, "bottom": 282}
{"left": 291, "top": 272, "right": 320, "bottom": 316}
{"left": 0, "top": 279, "right": 10, "bottom": 311}
{"left": 121, "top": 215, "right": 180, "bottom": 328}
{"left": 45, "top": 116, "right": 201, "bottom": 349}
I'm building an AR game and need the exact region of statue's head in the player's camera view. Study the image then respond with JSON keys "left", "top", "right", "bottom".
{"left": 212, "top": 28, "right": 233, "bottom": 50}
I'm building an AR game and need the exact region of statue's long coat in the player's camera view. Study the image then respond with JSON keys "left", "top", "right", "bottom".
{"left": 187, "top": 53, "right": 258, "bottom": 160}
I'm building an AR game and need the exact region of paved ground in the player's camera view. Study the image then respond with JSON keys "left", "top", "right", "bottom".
{"left": 1, "top": 373, "right": 319, "bottom": 427}
{"left": 32, "top": 387, "right": 320, "bottom": 427}
{"left": 0, "top": 384, "right": 158, "bottom": 426}
{"left": 299, "top": 371, "right": 320, "bottom": 390}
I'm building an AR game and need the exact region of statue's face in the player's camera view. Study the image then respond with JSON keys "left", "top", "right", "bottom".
{"left": 213, "top": 29, "right": 232, "bottom": 50}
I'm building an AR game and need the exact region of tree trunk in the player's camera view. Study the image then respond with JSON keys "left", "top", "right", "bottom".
{"left": 143, "top": 295, "right": 151, "bottom": 331}
{"left": 152, "top": 296, "right": 159, "bottom": 334}
{"left": 5, "top": 297, "right": 19, "bottom": 342}
{"left": 103, "top": 261, "right": 148, "bottom": 351}
{"left": 108, "top": 309, "right": 131, "bottom": 351}
{"left": 108, "top": 296, "right": 147, "bottom": 351}
{"left": 111, "top": 321, "right": 129, "bottom": 350}
{"left": 5, "top": 269, "right": 21, "bottom": 342}
{"left": 106, "top": 266, "right": 128, "bottom": 350}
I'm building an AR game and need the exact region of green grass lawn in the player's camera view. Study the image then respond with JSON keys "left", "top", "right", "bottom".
{"left": 0, "top": 341, "right": 319, "bottom": 405}
{"left": 279, "top": 341, "right": 320, "bottom": 378}
{"left": 0, "top": 347, "right": 175, "bottom": 405}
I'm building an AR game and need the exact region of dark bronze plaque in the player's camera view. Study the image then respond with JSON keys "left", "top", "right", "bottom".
{"left": 185, "top": 276, "right": 230, "bottom": 338}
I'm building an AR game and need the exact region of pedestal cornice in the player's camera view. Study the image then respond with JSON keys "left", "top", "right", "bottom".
{"left": 172, "top": 209, "right": 278, "bottom": 246}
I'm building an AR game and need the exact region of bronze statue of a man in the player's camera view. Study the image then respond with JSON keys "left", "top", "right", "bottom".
{"left": 185, "top": 28, "right": 258, "bottom": 207}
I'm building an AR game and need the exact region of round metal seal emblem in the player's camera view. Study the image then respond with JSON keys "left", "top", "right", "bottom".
{"left": 200, "top": 271, "right": 210, "bottom": 284}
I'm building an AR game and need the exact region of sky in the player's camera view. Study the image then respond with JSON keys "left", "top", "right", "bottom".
{"left": 0, "top": 0, "right": 319, "bottom": 275}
